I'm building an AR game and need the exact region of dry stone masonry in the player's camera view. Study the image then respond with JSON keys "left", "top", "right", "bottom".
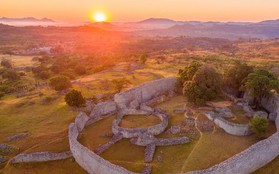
{"left": 8, "top": 77, "right": 279, "bottom": 174}
{"left": 187, "top": 93, "right": 279, "bottom": 174}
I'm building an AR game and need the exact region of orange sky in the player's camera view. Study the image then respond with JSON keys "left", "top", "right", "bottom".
{"left": 0, "top": 0, "right": 278, "bottom": 22}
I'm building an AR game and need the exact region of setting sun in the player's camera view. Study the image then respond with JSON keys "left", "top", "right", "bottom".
{"left": 93, "top": 12, "right": 106, "bottom": 22}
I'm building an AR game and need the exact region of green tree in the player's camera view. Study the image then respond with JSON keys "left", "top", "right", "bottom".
{"left": 49, "top": 75, "right": 71, "bottom": 91}
{"left": 241, "top": 69, "right": 279, "bottom": 108}
{"left": 65, "top": 89, "right": 86, "bottom": 107}
{"left": 249, "top": 116, "right": 269, "bottom": 138}
{"left": 183, "top": 66, "right": 222, "bottom": 105}
{"left": 224, "top": 61, "right": 253, "bottom": 93}
{"left": 178, "top": 61, "right": 202, "bottom": 84}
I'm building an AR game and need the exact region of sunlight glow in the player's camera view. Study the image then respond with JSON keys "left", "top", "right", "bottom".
{"left": 93, "top": 12, "right": 106, "bottom": 22}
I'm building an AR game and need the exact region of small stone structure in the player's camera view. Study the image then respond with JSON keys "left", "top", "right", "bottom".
{"left": 204, "top": 111, "right": 251, "bottom": 136}
{"left": 11, "top": 151, "right": 72, "bottom": 164}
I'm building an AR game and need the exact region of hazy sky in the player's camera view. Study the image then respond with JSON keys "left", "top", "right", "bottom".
{"left": 1, "top": 0, "right": 278, "bottom": 22}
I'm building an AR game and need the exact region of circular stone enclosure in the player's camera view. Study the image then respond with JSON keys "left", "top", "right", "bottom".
{"left": 112, "top": 109, "right": 169, "bottom": 139}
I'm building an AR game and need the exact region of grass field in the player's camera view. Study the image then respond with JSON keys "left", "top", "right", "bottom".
{"left": 0, "top": 54, "right": 37, "bottom": 68}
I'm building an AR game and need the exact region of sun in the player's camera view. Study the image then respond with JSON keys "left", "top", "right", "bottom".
{"left": 93, "top": 12, "right": 107, "bottom": 22}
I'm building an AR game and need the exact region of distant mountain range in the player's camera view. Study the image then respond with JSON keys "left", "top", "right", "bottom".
{"left": 1, "top": 17, "right": 278, "bottom": 40}
{"left": 0, "top": 17, "right": 55, "bottom": 23}
{"left": 133, "top": 18, "right": 279, "bottom": 40}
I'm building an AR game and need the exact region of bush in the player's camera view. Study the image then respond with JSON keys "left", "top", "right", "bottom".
{"left": 140, "top": 52, "right": 148, "bottom": 64}
{"left": 49, "top": 75, "right": 71, "bottom": 91}
{"left": 2, "top": 69, "right": 20, "bottom": 81}
{"left": 38, "top": 71, "right": 50, "bottom": 80}
{"left": 249, "top": 116, "right": 269, "bottom": 138}
{"left": 65, "top": 89, "right": 86, "bottom": 107}
{"left": 0, "top": 92, "right": 4, "bottom": 99}
{"left": 183, "top": 66, "right": 222, "bottom": 105}
{"left": 1, "top": 59, "right": 12, "bottom": 68}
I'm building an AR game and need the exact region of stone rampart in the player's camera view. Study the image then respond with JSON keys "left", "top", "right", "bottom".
{"left": 187, "top": 94, "right": 279, "bottom": 174}
{"left": 114, "top": 77, "right": 177, "bottom": 109}
{"left": 69, "top": 118, "right": 138, "bottom": 174}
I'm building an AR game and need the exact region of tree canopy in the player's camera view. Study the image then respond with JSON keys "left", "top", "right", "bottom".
{"left": 224, "top": 61, "right": 253, "bottom": 93}
{"left": 65, "top": 89, "right": 86, "bottom": 107}
{"left": 49, "top": 75, "right": 71, "bottom": 91}
{"left": 241, "top": 69, "right": 279, "bottom": 107}
{"left": 183, "top": 65, "right": 222, "bottom": 105}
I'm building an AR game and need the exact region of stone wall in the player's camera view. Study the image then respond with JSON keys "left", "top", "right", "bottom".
{"left": 69, "top": 114, "right": 138, "bottom": 174}
{"left": 11, "top": 151, "right": 72, "bottom": 164}
{"left": 87, "top": 100, "right": 117, "bottom": 125}
{"left": 112, "top": 109, "right": 169, "bottom": 138}
{"left": 114, "top": 77, "right": 177, "bottom": 109}
{"left": 187, "top": 94, "right": 279, "bottom": 174}
{"left": 204, "top": 112, "right": 251, "bottom": 136}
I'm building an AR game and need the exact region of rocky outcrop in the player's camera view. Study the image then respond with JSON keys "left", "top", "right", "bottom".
{"left": 11, "top": 151, "right": 72, "bottom": 164}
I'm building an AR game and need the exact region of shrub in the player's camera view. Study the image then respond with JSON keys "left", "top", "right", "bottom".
{"left": 183, "top": 66, "right": 222, "bottom": 105}
{"left": 140, "top": 52, "right": 148, "bottom": 64}
{"left": 0, "top": 92, "right": 4, "bottom": 99}
{"left": 1, "top": 59, "right": 12, "bottom": 68}
{"left": 2, "top": 69, "right": 20, "bottom": 81}
{"left": 249, "top": 116, "right": 269, "bottom": 138}
{"left": 38, "top": 71, "right": 50, "bottom": 80}
{"left": 65, "top": 89, "right": 86, "bottom": 107}
{"left": 49, "top": 75, "right": 71, "bottom": 91}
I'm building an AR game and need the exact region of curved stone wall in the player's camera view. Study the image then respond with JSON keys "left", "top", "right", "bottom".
{"left": 187, "top": 94, "right": 279, "bottom": 174}
{"left": 204, "top": 112, "right": 251, "bottom": 136}
{"left": 114, "top": 77, "right": 177, "bottom": 108}
{"left": 112, "top": 109, "right": 169, "bottom": 138}
{"left": 69, "top": 115, "right": 138, "bottom": 174}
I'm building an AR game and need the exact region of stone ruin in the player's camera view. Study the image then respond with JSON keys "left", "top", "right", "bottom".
{"left": 8, "top": 77, "right": 279, "bottom": 174}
